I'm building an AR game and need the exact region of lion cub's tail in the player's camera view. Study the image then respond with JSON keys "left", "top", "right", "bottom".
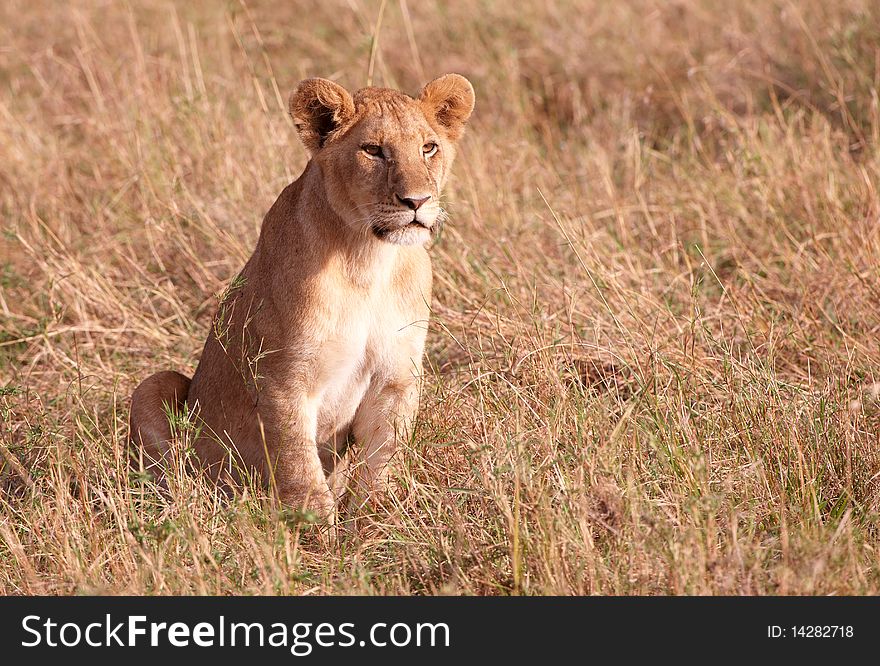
{"left": 128, "top": 371, "right": 191, "bottom": 480}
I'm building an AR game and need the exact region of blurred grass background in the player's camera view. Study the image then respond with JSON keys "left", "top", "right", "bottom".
{"left": 1, "top": 0, "right": 880, "bottom": 594}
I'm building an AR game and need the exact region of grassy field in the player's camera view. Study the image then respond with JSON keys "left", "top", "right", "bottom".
{"left": 2, "top": 0, "right": 880, "bottom": 595}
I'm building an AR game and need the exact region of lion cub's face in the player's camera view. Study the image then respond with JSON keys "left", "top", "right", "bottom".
{"left": 290, "top": 75, "right": 475, "bottom": 246}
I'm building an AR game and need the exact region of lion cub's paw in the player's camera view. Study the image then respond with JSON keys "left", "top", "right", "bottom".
{"left": 279, "top": 481, "right": 336, "bottom": 524}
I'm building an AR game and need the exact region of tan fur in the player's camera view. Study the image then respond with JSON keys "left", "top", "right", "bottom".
{"left": 129, "top": 74, "right": 475, "bottom": 519}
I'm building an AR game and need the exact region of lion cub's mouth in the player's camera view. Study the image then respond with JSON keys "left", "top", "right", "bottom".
{"left": 372, "top": 219, "right": 430, "bottom": 240}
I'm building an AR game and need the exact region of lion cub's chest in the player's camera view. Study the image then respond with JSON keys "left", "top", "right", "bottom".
{"left": 311, "top": 300, "right": 420, "bottom": 445}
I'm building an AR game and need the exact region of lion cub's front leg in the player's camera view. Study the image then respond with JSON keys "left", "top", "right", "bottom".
{"left": 273, "top": 438, "right": 334, "bottom": 519}
{"left": 346, "top": 376, "right": 420, "bottom": 514}
{"left": 260, "top": 390, "right": 334, "bottom": 520}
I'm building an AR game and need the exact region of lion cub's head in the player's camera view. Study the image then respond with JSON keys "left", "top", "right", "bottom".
{"left": 289, "top": 74, "right": 475, "bottom": 246}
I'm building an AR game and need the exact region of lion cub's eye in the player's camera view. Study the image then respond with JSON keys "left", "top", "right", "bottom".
{"left": 422, "top": 142, "right": 439, "bottom": 157}
{"left": 362, "top": 144, "right": 384, "bottom": 158}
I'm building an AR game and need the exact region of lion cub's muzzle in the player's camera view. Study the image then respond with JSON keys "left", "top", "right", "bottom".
{"left": 371, "top": 195, "right": 441, "bottom": 245}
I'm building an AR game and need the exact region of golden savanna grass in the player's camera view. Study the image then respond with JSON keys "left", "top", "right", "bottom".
{"left": 2, "top": 0, "right": 880, "bottom": 594}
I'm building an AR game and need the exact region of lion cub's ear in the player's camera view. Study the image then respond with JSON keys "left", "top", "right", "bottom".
{"left": 418, "top": 73, "right": 475, "bottom": 142}
{"left": 289, "top": 78, "right": 356, "bottom": 154}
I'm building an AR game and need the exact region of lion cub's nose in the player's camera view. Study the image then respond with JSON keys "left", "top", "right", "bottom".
{"left": 396, "top": 194, "right": 431, "bottom": 211}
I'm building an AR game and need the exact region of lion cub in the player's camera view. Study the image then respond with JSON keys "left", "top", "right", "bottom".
{"left": 129, "top": 74, "right": 475, "bottom": 518}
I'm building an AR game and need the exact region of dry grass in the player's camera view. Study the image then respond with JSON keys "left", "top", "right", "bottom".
{"left": 2, "top": 0, "right": 880, "bottom": 595}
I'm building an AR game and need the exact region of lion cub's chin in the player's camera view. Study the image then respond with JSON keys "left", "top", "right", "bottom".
{"left": 374, "top": 223, "right": 433, "bottom": 246}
